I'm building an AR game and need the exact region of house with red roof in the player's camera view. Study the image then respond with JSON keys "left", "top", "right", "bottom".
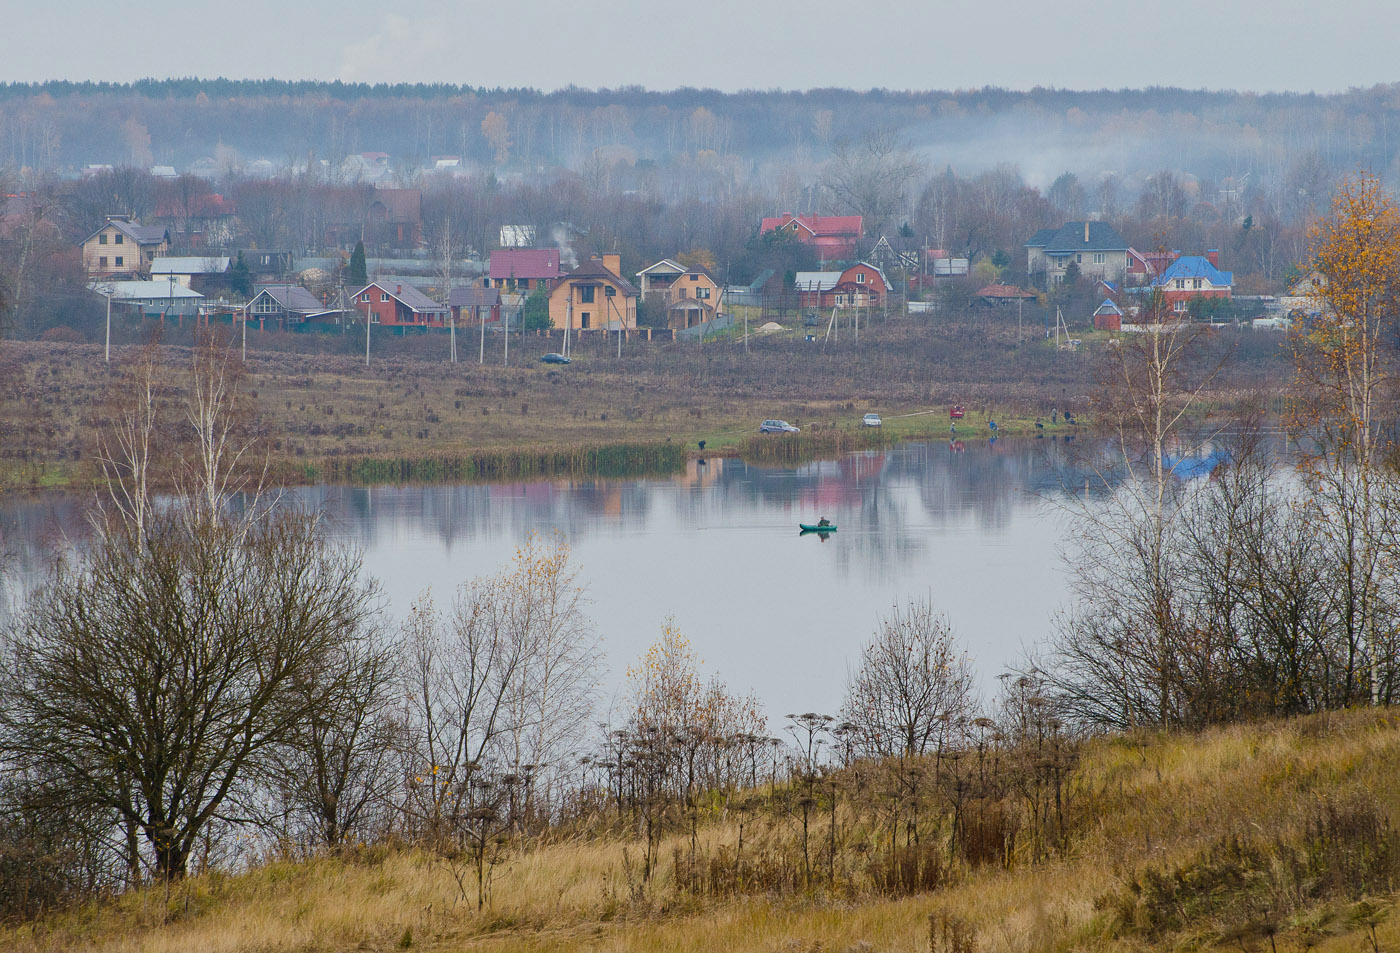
{"left": 977, "top": 284, "right": 1037, "bottom": 307}
{"left": 760, "top": 214, "right": 863, "bottom": 261}
{"left": 352, "top": 281, "right": 449, "bottom": 330}
{"left": 489, "top": 248, "right": 562, "bottom": 292}
{"left": 794, "top": 262, "right": 891, "bottom": 309}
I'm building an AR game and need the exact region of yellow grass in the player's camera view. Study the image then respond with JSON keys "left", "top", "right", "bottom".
{"left": 10, "top": 709, "right": 1400, "bottom": 952}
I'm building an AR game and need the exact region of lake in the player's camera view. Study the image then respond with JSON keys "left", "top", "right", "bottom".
{"left": 0, "top": 438, "right": 1080, "bottom": 722}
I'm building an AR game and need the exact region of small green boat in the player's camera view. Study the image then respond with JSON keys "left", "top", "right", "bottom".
{"left": 799, "top": 522, "right": 837, "bottom": 533}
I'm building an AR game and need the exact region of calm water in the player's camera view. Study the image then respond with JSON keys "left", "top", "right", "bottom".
{"left": 0, "top": 439, "right": 1079, "bottom": 720}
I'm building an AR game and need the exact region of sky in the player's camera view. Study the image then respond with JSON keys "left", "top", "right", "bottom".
{"left": 5, "top": 0, "right": 1400, "bottom": 94}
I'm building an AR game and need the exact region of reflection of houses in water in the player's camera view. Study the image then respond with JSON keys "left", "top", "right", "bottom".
{"left": 676, "top": 456, "right": 726, "bottom": 488}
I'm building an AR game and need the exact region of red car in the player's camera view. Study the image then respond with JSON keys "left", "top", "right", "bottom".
{"left": 949, "top": 405, "right": 966, "bottom": 419}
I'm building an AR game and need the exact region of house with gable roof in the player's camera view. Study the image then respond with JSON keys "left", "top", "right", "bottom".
{"left": 1025, "top": 221, "right": 1132, "bottom": 286}
{"left": 794, "top": 262, "right": 891, "bottom": 309}
{"left": 547, "top": 254, "right": 638, "bottom": 330}
{"left": 246, "top": 284, "right": 340, "bottom": 329}
{"left": 636, "top": 258, "right": 724, "bottom": 329}
{"left": 489, "top": 248, "right": 562, "bottom": 292}
{"left": 352, "top": 280, "right": 449, "bottom": 330}
{"left": 1151, "top": 252, "right": 1233, "bottom": 314}
{"left": 81, "top": 215, "right": 170, "bottom": 279}
{"left": 760, "top": 214, "right": 863, "bottom": 261}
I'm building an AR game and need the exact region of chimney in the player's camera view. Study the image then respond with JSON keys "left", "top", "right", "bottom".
{"left": 1206, "top": 249, "right": 1219, "bottom": 267}
{"left": 1083, "top": 221, "right": 1090, "bottom": 243}
{"left": 602, "top": 253, "right": 622, "bottom": 276}
{"left": 396, "top": 284, "right": 402, "bottom": 295}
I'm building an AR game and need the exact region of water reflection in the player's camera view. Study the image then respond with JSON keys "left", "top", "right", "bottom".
{"left": 0, "top": 439, "right": 1077, "bottom": 720}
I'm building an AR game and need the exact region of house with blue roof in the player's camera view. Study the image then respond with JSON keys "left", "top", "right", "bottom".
{"left": 1151, "top": 252, "right": 1233, "bottom": 314}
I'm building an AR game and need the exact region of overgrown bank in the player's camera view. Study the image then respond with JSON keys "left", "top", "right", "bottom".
{"left": 6, "top": 708, "right": 1400, "bottom": 953}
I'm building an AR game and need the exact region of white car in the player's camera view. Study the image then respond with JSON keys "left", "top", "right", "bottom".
{"left": 862, "top": 413, "right": 882, "bottom": 428}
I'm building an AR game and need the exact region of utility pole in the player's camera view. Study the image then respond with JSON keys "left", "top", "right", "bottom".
{"left": 565, "top": 296, "right": 572, "bottom": 357}
{"left": 1017, "top": 295, "right": 1023, "bottom": 346}
{"left": 365, "top": 298, "right": 372, "bottom": 367}
{"left": 478, "top": 302, "right": 485, "bottom": 364}
{"left": 104, "top": 285, "right": 113, "bottom": 362}
{"left": 503, "top": 302, "right": 509, "bottom": 366}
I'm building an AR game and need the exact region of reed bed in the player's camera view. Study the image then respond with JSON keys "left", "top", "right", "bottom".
{"left": 315, "top": 442, "right": 687, "bottom": 485}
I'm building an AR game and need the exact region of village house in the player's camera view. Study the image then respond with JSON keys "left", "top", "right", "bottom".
{"left": 1151, "top": 252, "right": 1233, "bottom": 314}
{"left": 489, "top": 248, "right": 562, "bottom": 292}
{"left": 81, "top": 215, "right": 170, "bottom": 279}
{"left": 1025, "top": 221, "right": 1132, "bottom": 286}
{"left": 151, "top": 256, "right": 232, "bottom": 295}
{"left": 794, "top": 262, "right": 891, "bottom": 309}
{"left": 449, "top": 286, "right": 502, "bottom": 326}
{"left": 90, "top": 279, "right": 203, "bottom": 317}
{"left": 760, "top": 214, "right": 863, "bottom": 261}
{"left": 245, "top": 284, "right": 337, "bottom": 329}
{"left": 976, "top": 284, "right": 1037, "bottom": 308}
{"left": 352, "top": 280, "right": 449, "bottom": 330}
{"left": 636, "top": 259, "right": 723, "bottom": 329}
{"left": 547, "top": 255, "right": 638, "bottom": 331}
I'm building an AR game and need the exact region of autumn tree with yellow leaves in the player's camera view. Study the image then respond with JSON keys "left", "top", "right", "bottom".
{"left": 1292, "top": 172, "right": 1400, "bottom": 705}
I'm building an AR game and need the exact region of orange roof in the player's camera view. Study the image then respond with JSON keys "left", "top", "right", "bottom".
{"left": 978, "top": 284, "right": 1035, "bottom": 299}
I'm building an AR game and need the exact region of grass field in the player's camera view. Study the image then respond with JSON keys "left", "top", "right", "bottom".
{"left": 7, "top": 708, "right": 1400, "bottom": 953}
{"left": 0, "top": 315, "right": 1288, "bottom": 491}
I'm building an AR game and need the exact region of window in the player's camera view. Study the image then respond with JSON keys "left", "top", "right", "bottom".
{"left": 1076, "top": 253, "right": 1082, "bottom": 263}
{"left": 99, "top": 234, "right": 108, "bottom": 245}
{"left": 114, "top": 233, "right": 123, "bottom": 244}
{"left": 579, "top": 285, "right": 595, "bottom": 304}
{"left": 99, "top": 256, "right": 108, "bottom": 267}
{"left": 1174, "top": 300, "right": 1188, "bottom": 312}
{"left": 696, "top": 287, "right": 710, "bottom": 300}
{"left": 381, "top": 293, "right": 389, "bottom": 302}
{"left": 678, "top": 287, "right": 688, "bottom": 298}
{"left": 253, "top": 297, "right": 279, "bottom": 314}
{"left": 856, "top": 272, "right": 865, "bottom": 283}
{"left": 1193, "top": 278, "right": 1203, "bottom": 290}
{"left": 1093, "top": 253, "right": 1104, "bottom": 264}
{"left": 115, "top": 257, "right": 123, "bottom": 267}
{"left": 605, "top": 286, "right": 615, "bottom": 297}
{"left": 690, "top": 274, "right": 699, "bottom": 281}
{"left": 362, "top": 294, "right": 370, "bottom": 303}
{"left": 581, "top": 312, "right": 591, "bottom": 329}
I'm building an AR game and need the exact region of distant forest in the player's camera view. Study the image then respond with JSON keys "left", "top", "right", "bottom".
{"left": 4, "top": 79, "right": 1400, "bottom": 336}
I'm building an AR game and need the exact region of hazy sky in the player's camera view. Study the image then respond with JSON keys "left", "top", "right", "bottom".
{"left": 6, "top": 0, "right": 1400, "bottom": 94}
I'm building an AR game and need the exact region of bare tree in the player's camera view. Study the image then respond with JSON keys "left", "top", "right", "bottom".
{"left": 822, "top": 128, "right": 924, "bottom": 239}
{"left": 0, "top": 510, "right": 377, "bottom": 881}
{"left": 840, "top": 599, "right": 976, "bottom": 758}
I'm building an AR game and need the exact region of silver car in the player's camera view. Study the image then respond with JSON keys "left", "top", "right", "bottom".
{"left": 760, "top": 419, "right": 800, "bottom": 434}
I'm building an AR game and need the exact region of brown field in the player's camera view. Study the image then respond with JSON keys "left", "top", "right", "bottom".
{"left": 6, "top": 708, "right": 1400, "bottom": 953}
{"left": 0, "top": 315, "right": 1290, "bottom": 491}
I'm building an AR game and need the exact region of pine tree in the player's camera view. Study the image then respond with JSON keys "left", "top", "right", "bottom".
{"left": 229, "top": 251, "right": 251, "bottom": 296}
{"left": 349, "top": 241, "right": 367, "bottom": 286}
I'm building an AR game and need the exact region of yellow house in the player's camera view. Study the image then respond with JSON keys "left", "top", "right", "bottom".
{"left": 636, "top": 258, "right": 723, "bottom": 329}
{"left": 80, "top": 215, "right": 170, "bottom": 279}
{"left": 547, "top": 254, "right": 638, "bottom": 330}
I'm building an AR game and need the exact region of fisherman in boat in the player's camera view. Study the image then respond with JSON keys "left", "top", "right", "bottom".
{"left": 817, "top": 517, "right": 831, "bottom": 528}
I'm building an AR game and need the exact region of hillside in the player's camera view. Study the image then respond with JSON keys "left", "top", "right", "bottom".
{"left": 7, "top": 708, "right": 1400, "bottom": 953}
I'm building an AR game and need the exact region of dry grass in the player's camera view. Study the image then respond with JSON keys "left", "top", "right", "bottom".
{"left": 9, "top": 709, "right": 1400, "bottom": 952}
{"left": 0, "top": 317, "right": 1285, "bottom": 490}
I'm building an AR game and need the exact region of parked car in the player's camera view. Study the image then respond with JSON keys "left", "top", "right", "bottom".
{"left": 760, "top": 419, "right": 799, "bottom": 434}
{"left": 862, "top": 413, "right": 882, "bottom": 428}
{"left": 540, "top": 352, "right": 571, "bottom": 364}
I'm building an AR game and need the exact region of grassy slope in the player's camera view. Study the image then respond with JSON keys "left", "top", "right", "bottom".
{"left": 9, "top": 708, "right": 1400, "bottom": 953}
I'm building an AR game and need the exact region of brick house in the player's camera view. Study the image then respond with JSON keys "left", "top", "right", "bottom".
{"left": 547, "top": 255, "right": 638, "bottom": 330}
{"left": 1151, "top": 253, "right": 1233, "bottom": 314}
{"left": 352, "top": 280, "right": 449, "bottom": 329}
{"left": 489, "top": 248, "right": 562, "bottom": 292}
{"left": 760, "top": 214, "right": 863, "bottom": 261}
{"left": 81, "top": 216, "right": 170, "bottom": 279}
